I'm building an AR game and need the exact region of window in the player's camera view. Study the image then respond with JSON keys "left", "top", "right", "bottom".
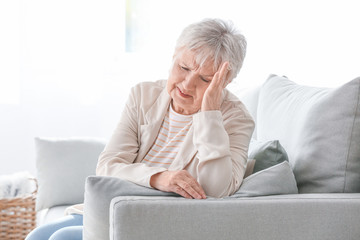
{"left": 0, "top": 1, "right": 20, "bottom": 104}
{"left": 1, "top": 0, "right": 359, "bottom": 175}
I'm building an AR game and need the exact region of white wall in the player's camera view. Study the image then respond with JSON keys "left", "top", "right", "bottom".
{"left": 0, "top": 0, "right": 359, "bottom": 175}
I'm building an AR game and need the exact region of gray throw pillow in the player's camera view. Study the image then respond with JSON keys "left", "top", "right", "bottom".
{"left": 248, "top": 139, "right": 289, "bottom": 174}
{"left": 244, "top": 158, "right": 255, "bottom": 178}
{"left": 257, "top": 75, "right": 360, "bottom": 193}
{"left": 35, "top": 137, "right": 106, "bottom": 211}
{"left": 231, "top": 161, "right": 298, "bottom": 198}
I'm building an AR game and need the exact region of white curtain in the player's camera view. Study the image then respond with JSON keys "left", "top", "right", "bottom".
{"left": 1, "top": 0, "right": 359, "bottom": 175}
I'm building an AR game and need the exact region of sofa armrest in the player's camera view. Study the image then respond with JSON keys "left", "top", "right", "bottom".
{"left": 83, "top": 176, "right": 178, "bottom": 240}
{"left": 109, "top": 194, "right": 360, "bottom": 240}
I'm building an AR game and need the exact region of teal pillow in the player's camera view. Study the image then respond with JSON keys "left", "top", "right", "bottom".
{"left": 248, "top": 139, "right": 289, "bottom": 174}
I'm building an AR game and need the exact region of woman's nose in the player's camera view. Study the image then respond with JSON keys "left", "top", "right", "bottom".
{"left": 183, "top": 73, "right": 196, "bottom": 90}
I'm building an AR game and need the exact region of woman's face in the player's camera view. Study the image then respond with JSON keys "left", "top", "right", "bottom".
{"left": 167, "top": 48, "right": 216, "bottom": 115}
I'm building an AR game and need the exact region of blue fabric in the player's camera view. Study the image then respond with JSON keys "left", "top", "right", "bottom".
{"left": 25, "top": 214, "right": 83, "bottom": 240}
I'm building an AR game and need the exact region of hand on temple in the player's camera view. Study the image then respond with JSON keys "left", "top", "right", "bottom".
{"left": 201, "top": 62, "right": 230, "bottom": 112}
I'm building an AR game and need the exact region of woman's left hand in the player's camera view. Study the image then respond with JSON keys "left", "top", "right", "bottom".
{"left": 201, "top": 62, "right": 229, "bottom": 111}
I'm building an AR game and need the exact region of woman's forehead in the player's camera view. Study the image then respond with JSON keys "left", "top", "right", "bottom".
{"left": 177, "top": 48, "right": 217, "bottom": 74}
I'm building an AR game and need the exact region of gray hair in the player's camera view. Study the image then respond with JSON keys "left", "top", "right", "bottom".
{"left": 174, "top": 18, "right": 247, "bottom": 81}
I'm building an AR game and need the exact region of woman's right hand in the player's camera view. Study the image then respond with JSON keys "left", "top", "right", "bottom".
{"left": 150, "top": 170, "right": 206, "bottom": 199}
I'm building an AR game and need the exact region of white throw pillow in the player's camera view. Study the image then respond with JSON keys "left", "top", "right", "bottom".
{"left": 236, "top": 86, "right": 261, "bottom": 139}
{"left": 257, "top": 75, "right": 360, "bottom": 193}
{"left": 35, "top": 137, "right": 106, "bottom": 211}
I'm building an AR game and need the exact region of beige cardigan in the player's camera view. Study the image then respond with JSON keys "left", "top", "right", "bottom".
{"left": 96, "top": 80, "right": 254, "bottom": 198}
{"left": 66, "top": 80, "right": 254, "bottom": 215}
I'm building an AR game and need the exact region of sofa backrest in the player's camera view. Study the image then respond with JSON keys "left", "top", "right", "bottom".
{"left": 242, "top": 74, "right": 360, "bottom": 193}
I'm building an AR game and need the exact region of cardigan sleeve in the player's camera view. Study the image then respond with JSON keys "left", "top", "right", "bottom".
{"left": 96, "top": 86, "right": 168, "bottom": 188}
{"left": 192, "top": 104, "right": 255, "bottom": 198}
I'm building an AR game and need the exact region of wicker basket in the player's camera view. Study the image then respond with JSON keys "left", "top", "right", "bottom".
{"left": 0, "top": 178, "right": 37, "bottom": 240}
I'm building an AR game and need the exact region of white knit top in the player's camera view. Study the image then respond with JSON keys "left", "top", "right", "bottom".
{"left": 142, "top": 104, "right": 193, "bottom": 168}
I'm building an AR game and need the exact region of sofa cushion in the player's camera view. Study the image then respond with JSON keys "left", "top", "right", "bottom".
{"left": 231, "top": 161, "right": 298, "bottom": 198}
{"left": 35, "top": 137, "right": 106, "bottom": 211}
{"left": 248, "top": 139, "right": 289, "bottom": 174}
{"left": 257, "top": 75, "right": 360, "bottom": 193}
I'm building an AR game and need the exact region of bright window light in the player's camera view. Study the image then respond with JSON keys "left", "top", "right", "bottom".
{"left": 1, "top": 0, "right": 359, "bottom": 175}
{"left": 0, "top": 1, "right": 20, "bottom": 104}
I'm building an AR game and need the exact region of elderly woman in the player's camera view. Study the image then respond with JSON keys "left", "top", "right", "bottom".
{"left": 26, "top": 18, "right": 254, "bottom": 240}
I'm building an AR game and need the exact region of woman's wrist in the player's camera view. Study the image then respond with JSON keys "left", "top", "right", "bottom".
{"left": 150, "top": 171, "right": 166, "bottom": 188}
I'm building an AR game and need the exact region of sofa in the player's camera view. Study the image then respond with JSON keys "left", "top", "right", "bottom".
{"left": 34, "top": 74, "right": 360, "bottom": 240}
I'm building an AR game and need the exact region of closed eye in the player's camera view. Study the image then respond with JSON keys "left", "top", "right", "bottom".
{"left": 180, "top": 65, "right": 190, "bottom": 71}
{"left": 200, "top": 76, "right": 210, "bottom": 83}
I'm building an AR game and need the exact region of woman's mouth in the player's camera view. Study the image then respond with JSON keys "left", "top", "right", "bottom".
{"left": 177, "top": 87, "right": 192, "bottom": 98}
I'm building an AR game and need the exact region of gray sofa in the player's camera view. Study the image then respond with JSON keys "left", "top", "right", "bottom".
{"left": 35, "top": 74, "right": 360, "bottom": 239}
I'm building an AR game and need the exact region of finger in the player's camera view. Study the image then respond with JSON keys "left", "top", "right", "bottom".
{"left": 219, "top": 62, "right": 229, "bottom": 80}
{"left": 191, "top": 182, "right": 206, "bottom": 199}
{"left": 185, "top": 174, "right": 206, "bottom": 199}
{"left": 173, "top": 185, "right": 193, "bottom": 199}
{"left": 209, "top": 62, "right": 229, "bottom": 91}
{"left": 217, "top": 62, "right": 230, "bottom": 86}
{"left": 182, "top": 173, "right": 206, "bottom": 199}
{"left": 223, "top": 67, "right": 232, "bottom": 88}
{"left": 178, "top": 181, "right": 203, "bottom": 199}
{"left": 172, "top": 170, "right": 206, "bottom": 199}
{"left": 178, "top": 175, "right": 206, "bottom": 199}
